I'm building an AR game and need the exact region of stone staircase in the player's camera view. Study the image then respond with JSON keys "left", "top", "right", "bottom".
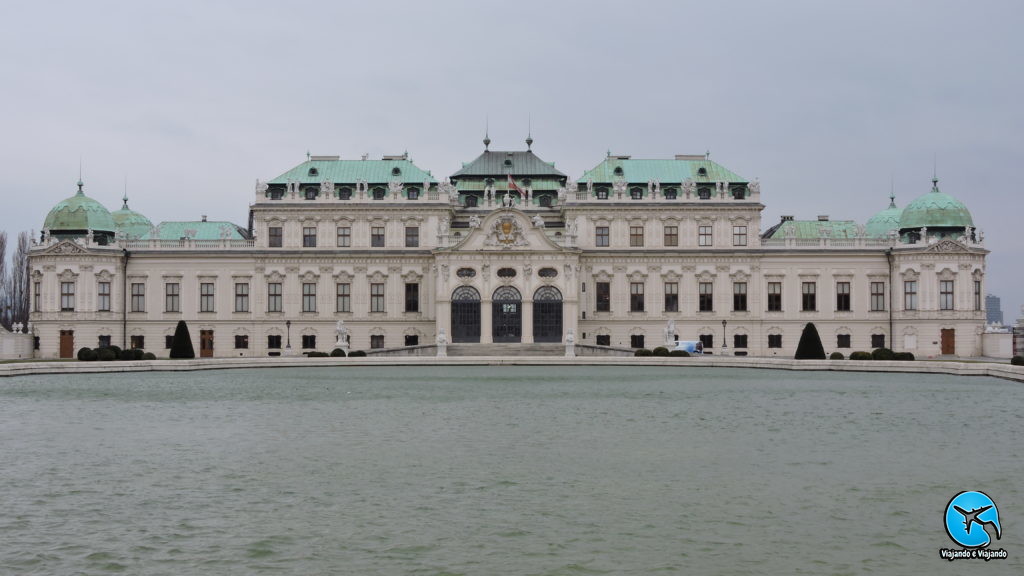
{"left": 446, "top": 343, "right": 565, "bottom": 357}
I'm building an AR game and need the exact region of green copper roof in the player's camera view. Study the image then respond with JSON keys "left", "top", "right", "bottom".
{"left": 899, "top": 178, "right": 973, "bottom": 230}
{"left": 579, "top": 157, "right": 745, "bottom": 183}
{"left": 142, "top": 221, "right": 248, "bottom": 241}
{"left": 764, "top": 219, "right": 860, "bottom": 240}
{"left": 455, "top": 178, "right": 565, "bottom": 192}
{"left": 865, "top": 195, "right": 903, "bottom": 238}
{"left": 111, "top": 196, "right": 154, "bottom": 240}
{"left": 451, "top": 150, "right": 566, "bottom": 178}
{"left": 43, "top": 181, "right": 117, "bottom": 233}
{"left": 268, "top": 158, "right": 436, "bottom": 185}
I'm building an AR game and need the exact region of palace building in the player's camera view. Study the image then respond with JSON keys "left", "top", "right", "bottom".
{"left": 29, "top": 137, "right": 988, "bottom": 358}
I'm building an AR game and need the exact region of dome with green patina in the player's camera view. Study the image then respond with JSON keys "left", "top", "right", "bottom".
{"left": 899, "top": 178, "right": 974, "bottom": 232}
{"left": 42, "top": 181, "right": 117, "bottom": 236}
{"left": 865, "top": 194, "right": 903, "bottom": 238}
{"left": 111, "top": 195, "right": 153, "bottom": 239}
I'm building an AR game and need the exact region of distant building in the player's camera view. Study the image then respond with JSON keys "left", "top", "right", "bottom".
{"left": 985, "top": 294, "right": 1003, "bottom": 325}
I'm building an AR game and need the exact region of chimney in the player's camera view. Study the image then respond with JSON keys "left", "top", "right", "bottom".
{"left": 817, "top": 215, "right": 829, "bottom": 221}
{"left": 201, "top": 215, "right": 207, "bottom": 222}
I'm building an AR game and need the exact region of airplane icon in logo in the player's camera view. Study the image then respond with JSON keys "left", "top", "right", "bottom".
{"left": 953, "top": 505, "right": 1002, "bottom": 539}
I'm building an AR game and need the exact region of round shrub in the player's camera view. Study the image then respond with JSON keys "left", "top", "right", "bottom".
{"left": 330, "top": 348, "right": 346, "bottom": 357}
{"left": 894, "top": 352, "right": 915, "bottom": 361}
{"left": 669, "top": 350, "right": 690, "bottom": 357}
{"left": 118, "top": 348, "right": 135, "bottom": 361}
{"left": 849, "top": 351, "right": 872, "bottom": 361}
{"left": 307, "top": 351, "right": 329, "bottom": 357}
{"left": 143, "top": 352, "right": 157, "bottom": 360}
{"left": 348, "top": 350, "right": 367, "bottom": 357}
{"left": 634, "top": 348, "right": 653, "bottom": 357}
{"left": 107, "top": 345, "right": 122, "bottom": 357}
{"left": 829, "top": 352, "right": 845, "bottom": 360}
{"left": 77, "top": 347, "right": 98, "bottom": 361}
{"left": 872, "top": 347, "right": 895, "bottom": 361}
{"left": 96, "top": 347, "right": 117, "bottom": 361}
{"left": 1011, "top": 356, "right": 1024, "bottom": 366}
{"left": 652, "top": 346, "right": 670, "bottom": 357}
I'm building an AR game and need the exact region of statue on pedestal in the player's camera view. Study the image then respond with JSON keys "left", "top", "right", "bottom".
{"left": 436, "top": 328, "right": 448, "bottom": 357}
{"left": 565, "top": 329, "right": 576, "bottom": 358}
{"left": 664, "top": 319, "right": 677, "bottom": 346}
{"left": 334, "top": 320, "right": 350, "bottom": 353}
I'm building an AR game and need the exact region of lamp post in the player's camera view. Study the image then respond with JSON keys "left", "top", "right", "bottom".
{"left": 285, "top": 320, "right": 292, "bottom": 355}
{"left": 721, "top": 319, "right": 728, "bottom": 356}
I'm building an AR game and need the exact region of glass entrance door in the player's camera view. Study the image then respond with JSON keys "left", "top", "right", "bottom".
{"left": 492, "top": 286, "right": 522, "bottom": 343}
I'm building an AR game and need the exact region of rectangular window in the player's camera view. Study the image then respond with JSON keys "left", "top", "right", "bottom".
{"left": 904, "top": 280, "right": 918, "bottom": 311}
{"left": 663, "top": 225, "right": 678, "bottom": 247}
{"left": 801, "top": 282, "right": 816, "bottom": 311}
{"left": 269, "top": 226, "right": 282, "bottom": 248}
{"left": 165, "top": 335, "right": 174, "bottom": 349}
{"left": 664, "top": 282, "right": 679, "bottom": 312}
{"left": 595, "top": 226, "right": 610, "bottom": 247}
{"left": 837, "top": 334, "right": 851, "bottom": 348}
{"left": 302, "top": 226, "right": 317, "bottom": 247}
{"left": 200, "top": 282, "right": 215, "bottom": 312}
{"left": 371, "top": 226, "right": 385, "bottom": 248}
{"left": 268, "top": 334, "right": 282, "bottom": 349}
{"left": 734, "top": 334, "right": 748, "bottom": 349}
{"left": 767, "top": 282, "right": 782, "bottom": 312}
{"left": 34, "top": 281, "right": 41, "bottom": 312}
{"left": 630, "top": 282, "right": 645, "bottom": 312}
{"left": 302, "top": 283, "right": 317, "bottom": 312}
{"left": 234, "top": 335, "right": 249, "bottom": 349}
{"left": 130, "top": 335, "right": 145, "bottom": 350}
{"left": 733, "top": 282, "right": 748, "bottom": 312}
{"left": 699, "top": 282, "right": 714, "bottom": 312}
{"left": 98, "top": 335, "right": 111, "bottom": 348}
{"left": 870, "top": 282, "right": 885, "bottom": 311}
{"left": 371, "top": 335, "right": 385, "bottom": 349}
{"left": 698, "top": 225, "right": 713, "bottom": 247}
{"left": 699, "top": 334, "right": 714, "bottom": 349}
{"left": 630, "top": 334, "right": 645, "bottom": 348}
{"left": 268, "top": 282, "right": 283, "bottom": 313}
{"left": 596, "top": 282, "right": 611, "bottom": 312}
{"left": 336, "top": 283, "right": 351, "bottom": 312}
{"left": 234, "top": 283, "right": 249, "bottom": 312}
{"left": 768, "top": 334, "right": 782, "bottom": 348}
{"left": 131, "top": 283, "right": 145, "bottom": 312}
{"left": 405, "top": 283, "right": 419, "bottom": 313}
{"left": 165, "top": 283, "right": 180, "bottom": 312}
{"left": 405, "top": 335, "right": 419, "bottom": 346}
{"left": 939, "top": 280, "right": 954, "bottom": 310}
{"left": 836, "top": 281, "right": 851, "bottom": 312}
{"left": 337, "top": 226, "right": 351, "bottom": 247}
{"left": 733, "top": 225, "right": 748, "bottom": 246}
{"left": 596, "top": 334, "right": 611, "bottom": 346}
{"left": 302, "top": 335, "right": 316, "bottom": 349}
{"left": 629, "top": 226, "right": 644, "bottom": 247}
{"left": 97, "top": 282, "right": 111, "bottom": 312}
{"left": 871, "top": 334, "right": 886, "bottom": 348}
{"left": 974, "top": 280, "right": 981, "bottom": 311}
{"left": 370, "top": 283, "right": 385, "bottom": 312}
{"left": 405, "top": 226, "right": 419, "bottom": 248}
{"left": 60, "top": 281, "right": 75, "bottom": 311}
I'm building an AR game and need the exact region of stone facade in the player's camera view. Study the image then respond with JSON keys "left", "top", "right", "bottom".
{"left": 28, "top": 150, "right": 989, "bottom": 359}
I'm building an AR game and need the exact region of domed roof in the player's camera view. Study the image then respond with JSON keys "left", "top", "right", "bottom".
{"left": 42, "top": 181, "right": 117, "bottom": 233}
{"left": 899, "top": 178, "right": 974, "bottom": 230}
{"left": 111, "top": 195, "right": 153, "bottom": 239}
{"left": 865, "top": 194, "right": 903, "bottom": 238}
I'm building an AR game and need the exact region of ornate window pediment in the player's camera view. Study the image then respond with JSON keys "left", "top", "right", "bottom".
{"left": 937, "top": 268, "right": 956, "bottom": 281}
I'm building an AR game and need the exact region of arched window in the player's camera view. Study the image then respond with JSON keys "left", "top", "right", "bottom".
{"left": 534, "top": 286, "right": 562, "bottom": 301}
{"left": 630, "top": 187, "right": 643, "bottom": 200}
{"left": 538, "top": 194, "right": 552, "bottom": 207}
{"left": 391, "top": 167, "right": 401, "bottom": 177}
{"left": 452, "top": 286, "right": 481, "bottom": 301}
{"left": 493, "top": 286, "right": 522, "bottom": 301}
{"left": 308, "top": 167, "right": 319, "bottom": 177}
{"left": 698, "top": 186, "right": 712, "bottom": 200}
{"left": 372, "top": 187, "right": 385, "bottom": 200}
{"left": 663, "top": 187, "right": 677, "bottom": 200}
{"left": 613, "top": 166, "right": 624, "bottom": 176}
{"left": 338, "top": 187, "right": 352, "bottom": 200}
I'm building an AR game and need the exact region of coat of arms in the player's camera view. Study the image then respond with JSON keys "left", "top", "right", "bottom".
{"left": 486, "top": 215, "right": 528, "bottom": 248}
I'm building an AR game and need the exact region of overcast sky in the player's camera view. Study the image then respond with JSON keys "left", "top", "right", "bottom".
{"left": 2, "top": 0, "right": 1021, "bottom": 320}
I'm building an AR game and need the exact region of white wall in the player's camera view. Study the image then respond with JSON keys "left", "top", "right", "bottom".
{"left": 0, "top": 328, "right": 34, "bottom": 360}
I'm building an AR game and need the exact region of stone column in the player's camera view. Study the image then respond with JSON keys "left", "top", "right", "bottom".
{"left": 480, "top": 297, "right": 493, "bottom": 344}
{"left": 521, "top": 299, "right": 534, "bottom": 344}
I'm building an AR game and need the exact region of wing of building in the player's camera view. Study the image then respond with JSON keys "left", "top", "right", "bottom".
{"left": 29, "top": 141, "right": 988, "bottom": 359}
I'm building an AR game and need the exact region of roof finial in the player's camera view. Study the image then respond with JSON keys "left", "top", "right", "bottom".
{"left": 705, "top": 149, "right": 711, "bottom": 160}
{"left": 77, "top": 157, "right": 84, "bottom": 193}
{"left": 889, "top": 174, "right": 896, "bottom": 207}
{"left": 123, "top": 176, "right": 129, "bottom": 209}
{"left": 483, "top": 117, "right": 491, "bottom": 151}
{"left": 306, "top": 150, "right": 311, "bottom": 161}
{"left": 526, "top": 114, "right": 533, "bottom": 151}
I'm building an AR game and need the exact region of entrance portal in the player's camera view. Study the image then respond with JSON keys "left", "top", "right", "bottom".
{"left": 59, "top": 330, "right": 74, "bottom": 359}
{"left": 492, "top": 286, "right": 522, "bottom": 343}
{"left": 451, "top": 286, "right": 481, "bottom": 343}
{"left": 941, "top": 328, "right": 955, "bottom": 355}
{"left": 200, "top": 330, "right": 214, "bottom": 358}
{"left": 533, "top": 286, "right": 563, "bottom": 343}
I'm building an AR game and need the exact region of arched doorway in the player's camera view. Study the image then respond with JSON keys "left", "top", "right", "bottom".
{"left": 533, "top": 286, "right": 563, "bottom": 342}
{"left": 451, "top": 286, "right": 481, "bottom": 343}
{"left": 492, "top": 286, "right": 522, "bottom": 343}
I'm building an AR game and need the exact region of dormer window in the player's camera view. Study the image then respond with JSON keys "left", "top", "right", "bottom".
{"left": 698, "top": 186, "right": 712, "bottom": 200}
{"left": 465, "top": 195, "right": 478, "bottom": 208}
{"left": 663, "top": 187, "right": 677, "bottom": 200}
{"left": 485, "top": 178, "right": 494, "bottom": 186}
{"left": 732, "top": 186, "right": 746, "bottom": 200}
{"left": 391, "top": 167, "right": 401, "bottom": 176}
{"left": 697, "top": 167, "right": 708, "bottom": 177}
{"left": 308, "top": 167, "right": 319, "bottom": 177}
{"left": 596, "top": 187, "right": 609, "bottom": 200}
{"left": 538, "top": 195, "right": 552, "bottom": 207}
{"left": 407, "top": 187, "right": 419, "bottom": 200}
{"left": 613, "top": 166, "right": 624, "bottom": 176}
{"left": 504, "top": 159, "right": 512, "bottom": 167}
{"left": 372, "top": 187, "right": 385, "bottom": 200}
{"left": 304, "top": 187, "right": 317, "bottom": 200}
{"left": 630, "top": 187, "right": 643, "bottom": 200}
{"left": 338, "top": 187, "right": 352, "bottom": 200}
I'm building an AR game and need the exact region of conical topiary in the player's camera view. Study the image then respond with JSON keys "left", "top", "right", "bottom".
{"left": 169, "top": 320, "right": 195, "bottom": 359}
{"left": 795, "top": 322, "right": 826, "bottom": 360}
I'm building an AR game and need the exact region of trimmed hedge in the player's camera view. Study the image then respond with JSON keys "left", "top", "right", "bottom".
{"left": 1011, "top": 356, "right": 1024, "bottom": 366}
{"left": 170, "top": 320, "right": 196, "bottom": 359}
{"left": 77, "top": 347, "right": 98, "bottom": 361}
{"left": 829, "top": 352, "right": 844, "bottom": 360}
{"left": 307, "top": 351, "right": 329, "bottom": 357}
{"left": 634, "top": 348, "right": 653, "bottom": 356}
{"left": 143, "top": 352, "right": 157, "bottom": 360}
{"left": 652, "top": 346, "right": 670, "bottom": 357}
{"left": 871, "top": 347, "right": 895, "bottom": 361}
{"left": 849, "top": 351, "right": 872, "bottom": 360}
{"left": 330, "top": 348, "right": 346, "bottom": 357}
{"left": 795, "top": 323, "right": 826, "bottom": 360}
{"left": 107, "top": 345, "right": 122, "bottom": 357}
{"left": 96, "top": 347, "right": 117, "bottom": 361}
{"left": 348, "top": 350, "right": 367, "bottom": 357}
{"left": 894, "top": 352, "right": 915, "bottom": 361}
{"left": 669, "top": 350, "right": 690, "bottom": 357}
